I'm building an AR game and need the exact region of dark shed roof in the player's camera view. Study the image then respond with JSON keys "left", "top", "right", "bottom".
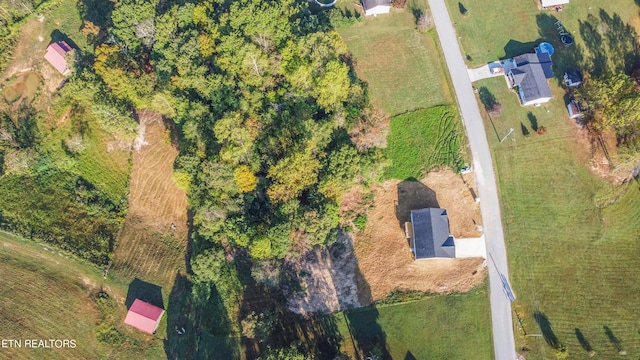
{"left": 411, "top": 208, "right": 455, "bottom": 259}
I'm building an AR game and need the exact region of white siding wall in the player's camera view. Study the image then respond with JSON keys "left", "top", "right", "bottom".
{"left": 365, "top": 5, "right": 391, "bottom": 16}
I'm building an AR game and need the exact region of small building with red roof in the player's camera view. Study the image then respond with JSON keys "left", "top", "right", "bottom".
{"left": 44, "top": 41, "right": 73, "bottom": 75}
{"left": 124, "top": 299, "right": 165, "bottom": 334}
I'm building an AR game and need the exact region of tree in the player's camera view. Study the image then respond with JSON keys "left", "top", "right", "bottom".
{"left": 233, "top": 165, "right": 258, "bottom": 193}
{"left": 576, "top": 72, "right": 640, "bottom": 133}
{"left": 267, "top": 151, "right": 322, "bottom": 203}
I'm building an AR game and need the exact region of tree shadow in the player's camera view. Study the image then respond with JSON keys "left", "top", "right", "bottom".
{"left": 411, "top": 7, "right": 423, "bottom": 24}
{"left": 536, "top": 14, "right": 585, "bottom": 84}
{"left": 527, "top": 112, "right": 538, "bottom": 132}
{"left": 405, "top": 350, "right": 417, "bottom": 360}
{"left": 125, "top": 278, "right": 164, "bottom": 310}
{"left": 574, "top": 328, "right": 593, "bottom": 353}
{"left": 533, "top": 311, "right": 559, "bottom": 348}
{"left": 163, "top": 273, "right": 241, "bottom": 359}
{"left": 344, "top": 306, "right": 391, "bottom": 360}
{"left": 395, "top": 179, "right": 439, "bottom": 231}
{"left": 603, "top": 325, "right": 625, "bottom": 353}
{"left": 458, "top": 2, "right": 468, "bottom": 15}
{"left": 76, "top": 0, "right": 113, "bottom": 29}
{"left": 502, "top": 39, "right": 542, "bottom": 60}
{"left": 478, "top": 86, "right": 499, "bottom": 111}
{"left": 520, "top": 122, "right": 530, "bottom": 137}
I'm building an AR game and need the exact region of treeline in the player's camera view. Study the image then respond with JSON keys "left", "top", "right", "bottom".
{"left": 95, "top": 2, "right": 379, "bottom": 263}
{"left": 93, "top": 0, "right": 380, "bottom": 352}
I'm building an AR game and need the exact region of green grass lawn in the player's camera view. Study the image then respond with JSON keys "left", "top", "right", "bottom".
{"left": 474, "top": 73, "right": 640, "bottom": 359}
{"left": 0, "top": 231, "right": 166, "bottom": 359}
{"left": 448, "top": 1, "right": 640, "bottom": 357}
{"left": 335, "top": 285, "right": 493, "bottom": 359}
{"left": 446, "top": 0, "right": 640, "bottom": 71}
{"left": 385, "top": 105, "right": 465, "bottom": 179}
{"left": 337, "top": 8, "right": 453, "bottom": 116}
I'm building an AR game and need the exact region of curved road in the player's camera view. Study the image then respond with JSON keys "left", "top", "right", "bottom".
{"left": 426, "top": 0, "right": 517, "bottom": 359}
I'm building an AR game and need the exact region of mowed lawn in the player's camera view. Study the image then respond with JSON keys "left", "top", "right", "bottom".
{"left": 337, "top": 9, "right": 452, "bottom": 115}
{"left": 446, "top": 0, "right": 640, "bottom": 69}
{"left": 0, "top": 231, "right": 165, "bottom": 359}
{"left": 335, "top": 285, "right": 493, "bottom": 359}
{"left": 475, "top": 74, "right": 640, "bottom": 358}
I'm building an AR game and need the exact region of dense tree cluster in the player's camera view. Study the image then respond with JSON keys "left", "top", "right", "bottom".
{"left": 576, "top": 72, "right": 640, "bottom": 136}
{"left": 98, "top": 0, "right": 374, "bottom": 265}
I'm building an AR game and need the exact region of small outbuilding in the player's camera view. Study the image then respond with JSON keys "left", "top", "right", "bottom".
{"left": 409, "top": 208, "right": 455, "bottom": 260}
{"left": 567, "top": 100, "right": 582, "bottom": 119}
{"left": 124, "top": 299, "right": 165, "bottom": 334}
{"left": 44, "top": 41, "right": 73, "bottom": 75}
{"left": 362, "top": 0, "right": 391, "bottom": 16}
{"left": 563, "top": 70, "right": 583, "bottom": 87}
{"left": 541, "top": 0, "right": 569, "bottom": 9}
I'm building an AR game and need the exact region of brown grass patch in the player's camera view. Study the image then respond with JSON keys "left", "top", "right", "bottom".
{"left": 354, "top": 168, "right": 485, "bottom": 302}
{"left": 111, "top": 110, "right": 188, "bottom": 287}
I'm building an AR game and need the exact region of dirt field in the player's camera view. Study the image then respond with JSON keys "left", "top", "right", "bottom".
{"left": 110, "top": 111, "right": 189, "bottom": 288}
{"left": 353, "top": 167, "right": 486, "bottom": 302}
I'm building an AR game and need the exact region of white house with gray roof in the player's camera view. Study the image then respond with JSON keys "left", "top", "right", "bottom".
{"left": 507, "top": 51, "right": 554, "bottom": 106}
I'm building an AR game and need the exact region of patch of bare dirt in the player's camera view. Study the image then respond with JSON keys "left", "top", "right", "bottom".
{"left": 568, "top": 119, "right": 628, "bottom": 185}
{"left": 286, "top": 232, "right": 361, "bottom": 316}
{"left": 354, "top": 168, "right": 485, "bottom": 302}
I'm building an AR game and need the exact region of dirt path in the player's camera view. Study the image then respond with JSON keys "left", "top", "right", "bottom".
{"left": 354, "top": 168, "right": 485, "bottom": 302}
{"left": 111, "top": 110, "right": 189, "bottom": 288}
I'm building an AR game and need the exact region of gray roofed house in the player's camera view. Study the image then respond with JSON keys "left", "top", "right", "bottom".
{"left": 410, "top": 208, "right": 455, "bottom": 259}
{"left": 508, "top": 52, "right": 554, "bottom": 106}
{"left": 362, "top": 0, "right": 391, "bottom": 16}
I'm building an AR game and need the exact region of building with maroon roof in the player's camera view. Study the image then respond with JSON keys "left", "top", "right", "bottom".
{"left": 124, "top": 299, "right": 165, "bottom": 334}
{"left": 44, "top": 41, "right": 72, "bottom": 75}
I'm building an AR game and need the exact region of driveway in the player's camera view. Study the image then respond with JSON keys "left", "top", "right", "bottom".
{"left": 427, "top": 0, "right": 517, "bottom": 359}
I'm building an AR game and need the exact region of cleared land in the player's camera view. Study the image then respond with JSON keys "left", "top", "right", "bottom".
{"left": 111, "top": 110, "right": 189, "bottom": 289}
{"left": 385, "top": 106, "right": 465, "bottom": 179}
{"left": 446, "top": 0, "right": 640, "bottom": 69}
{"left": 335, "top": 285, "right": 494, "bottom": 359}
{"left": 0, "top": 231, "right": 165, "bottom": 359}
{"left": 354, "top": 168, "right": 484, "bottom": 301}
{"left": 337, "top": 10, "right": 452, "bottom": 116}
{"left": 2, "top": 71, "right": 40, "bottom": 104}
{"left": 452, "top": 1, "right": 640, "bottom": 355}
{"left": 1, "top": 0, "right": 90, "bottom": 107}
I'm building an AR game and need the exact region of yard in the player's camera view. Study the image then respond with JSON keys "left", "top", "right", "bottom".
{"left": 337, "top": 7, "right": 453, "bottom": 116}
{"left": 0, "top": 231, "right": 166, "bottom": 359}
{"left": 385, "top": 106, "right": 465, "bottom": 179}
{"left": 446, "top": 0, "right": 640, "bottom": 71}
{"left": 464, "top": 20, "right": 640, "bottom": 359}
{"left": 334, "top": 285, "right": 494, "bottom": 359}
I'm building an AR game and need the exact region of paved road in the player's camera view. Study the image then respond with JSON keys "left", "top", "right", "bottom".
{"left": 427, "top": 0, "right": 517, "bottom": 359}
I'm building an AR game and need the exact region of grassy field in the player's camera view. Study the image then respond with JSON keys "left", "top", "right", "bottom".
{"left": 0, "top": 231, "right": 166, "bottom": 359}
{"left": 385, "top": 106, "right": 464, "bottom": 179}
{"left": 446, "top": 0, "right": 640, "bottom": 71}
{"left": 471, "top": 53, "right": 640, "bottom": 359}
{"left": 335, "top": 285, "right": 493, "bottom": 359}
{"left": 337, "top": 8, "right": 452, "bottom": 116}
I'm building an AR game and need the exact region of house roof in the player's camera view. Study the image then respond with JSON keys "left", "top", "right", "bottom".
{"left": 511, "top": 52, "right": 553, "bottom": 103}
{"left": 124, "top": 299, "right": 164, "bottom": 334}
{"left": 44, "top": 41, "right": 72, "bottom": 74}
{"left": 411, "top": 208, "right": 455, "bottom": 259}
{"left": 362, "top": 0, "right": 391, "bottom": 10}
{"left": 541, "top": 0, "right": 569, "bottom": 7}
